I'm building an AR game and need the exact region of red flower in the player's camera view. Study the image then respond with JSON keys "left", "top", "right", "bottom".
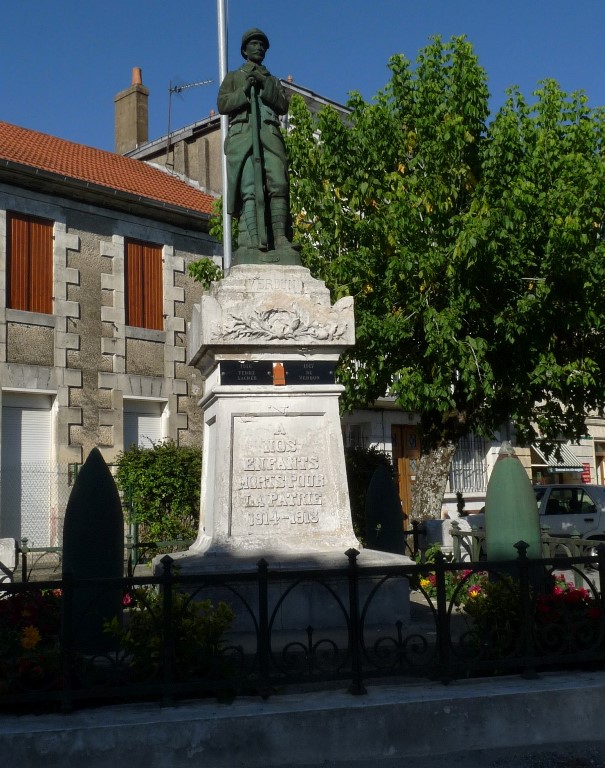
{"left": 563, "top": 590, "right": 586, "bottom": 605}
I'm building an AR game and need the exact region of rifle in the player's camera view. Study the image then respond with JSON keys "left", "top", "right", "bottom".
{"left": 250, "top": 84, "right": 268, "bottom": 250}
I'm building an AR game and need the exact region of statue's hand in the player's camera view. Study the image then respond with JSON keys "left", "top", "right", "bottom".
{"left": 253, "top": 69, "right": 267, "bottom": 88}
{"left": 244, "top": 76, "right": 255, "bottom": 96}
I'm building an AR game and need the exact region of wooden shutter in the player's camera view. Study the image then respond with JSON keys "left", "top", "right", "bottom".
{"left": 7, "top": 212, "right": 52, "bottom": 313}
{"left": 142, "top": 242, "right": 163, "bottom": 330}
{"left": 29, "top": 217, "right": 53, "bottom": 313}
{"left": 7, "top": 213, "right": 29, "bottom": 310}
{"left": 126, "top": 239, "right": 163, "bottom": 330}
{"left": 126, "top": 240, "right": 144, "bottom": 327}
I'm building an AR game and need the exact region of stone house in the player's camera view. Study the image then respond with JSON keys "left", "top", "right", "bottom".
{"left": 0, "top": 119, "right": 218, "bottom": 546}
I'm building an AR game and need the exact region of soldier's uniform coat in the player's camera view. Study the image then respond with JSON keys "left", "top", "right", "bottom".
{"left": 218, "top": 61, "right": 289, "bottom": 215}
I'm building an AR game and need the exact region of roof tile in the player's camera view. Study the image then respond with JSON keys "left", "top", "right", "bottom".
{"left": 0, "top": 121, "right": 215, "bottom": 216}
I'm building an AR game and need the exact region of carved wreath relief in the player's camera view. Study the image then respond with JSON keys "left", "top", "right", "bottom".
{"left": 221, "top": 306, "right": 347, "bottom": 342}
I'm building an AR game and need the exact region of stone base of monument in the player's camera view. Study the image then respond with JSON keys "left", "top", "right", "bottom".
{"left": 166, "top": 547, "right": 410, "bottom": 632}
{"left": 163, "top": 263, "right": 413, "bottom": 631}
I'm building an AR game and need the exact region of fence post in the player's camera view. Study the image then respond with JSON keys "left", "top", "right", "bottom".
{"left": 450, "top": 521, "right": 461, "bottom": 561}
{"left": 569, "top": 532, "right": 583, "bottom": 588}
{"left": 434, "top": 550, "right": 451, "bottom": 682}
{"left": 514, "top": 540, "right": 538, "bottom": 679}
{"left": 597, "top": 544, "right": 605, "bottom": 642}
{"left": 411, "top": 520, "right": 420, "bottom": 557}
{"left": 160, "top": 555, "right": 175, "bottom": 706}
{"left": 20, "top": 538, "right": 28, "bottom": 582}
{"left": 61, "top": 570, "right": 75, "bottom": 713}
{"left": 257, "top": 558, "right": 271, "bottom": 698}
{"left": 346, "top": 547, "right": 366, "bottom": 695}
{"left": 125, "top": 530, "right": 133, "bottom": 578}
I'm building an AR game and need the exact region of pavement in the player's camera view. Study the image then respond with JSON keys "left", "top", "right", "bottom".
{"left": 280, "top": 743, "right": 605, "bottom": 767}
{"left": 3, "top": 670, "right": 605, "bottom": 768}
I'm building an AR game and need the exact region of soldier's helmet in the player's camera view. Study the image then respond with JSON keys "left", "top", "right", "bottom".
{"left": 241, "top": 28, "right": 270, "bottom": 58}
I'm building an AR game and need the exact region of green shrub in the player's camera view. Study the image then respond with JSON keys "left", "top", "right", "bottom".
{"left": 115, "top": 441, "right": 202, "bottom": 542}
{"left": 105, "top": 588, "right": 234, "bottom": 680}
{"left": 187, "top": 256, "right": 223, "bottom": 289}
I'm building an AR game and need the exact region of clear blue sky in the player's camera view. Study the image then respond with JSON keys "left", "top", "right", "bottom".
{"left": 2, "top": 0, "right": 605, "bottom": 151}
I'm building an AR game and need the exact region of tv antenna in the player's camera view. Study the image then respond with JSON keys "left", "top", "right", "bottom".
{"left": 166, "top": 78, "right": 213, "bottom": 166}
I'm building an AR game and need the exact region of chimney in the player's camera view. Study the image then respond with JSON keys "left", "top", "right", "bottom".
{"left": 114, "top": 67, "right": 149, "bottom": 154}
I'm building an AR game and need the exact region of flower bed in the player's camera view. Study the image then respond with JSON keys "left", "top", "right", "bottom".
{"left": 0, "top": 589, "right": 61, "bottom": 693}
{"left": 104, "top": 587, "right": 235, "bottom": 682}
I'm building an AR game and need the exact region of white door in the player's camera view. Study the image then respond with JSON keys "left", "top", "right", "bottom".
{"left": 1, "top": 393, "right": 52, "bottom": 545}
{"left": 123, "top": 400, "right": 164, "bottom": 449}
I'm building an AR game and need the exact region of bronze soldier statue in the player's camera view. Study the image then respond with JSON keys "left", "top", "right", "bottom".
{"left": 218, "top": 28, "right": 300, "bottom": 265}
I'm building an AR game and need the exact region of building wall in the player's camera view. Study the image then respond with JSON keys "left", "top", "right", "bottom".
{"left": 0, "top": 182, "right": 216, "bottom": 542}
{"left": 341, "top": 404, "right": 605, "bottom": 518}
{"left": 132, "top": 128, "right": 224, "bottom": 198}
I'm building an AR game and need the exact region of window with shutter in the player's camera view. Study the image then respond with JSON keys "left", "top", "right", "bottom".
{"left": 125, "top": 239, "right": 163, "bottom": 330}
{"left": 7, "top": 212, "right": 53, "bottom": 313}
{"left": 1, "top": 393, "right": 52, "bottom": 544}
{"left": 123, "top": 399, "right": 165, "bottom": 449}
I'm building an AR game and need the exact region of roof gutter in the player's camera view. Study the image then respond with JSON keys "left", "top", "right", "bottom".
{"left": 0, "top": 159, "right": 212, "bottom": 232}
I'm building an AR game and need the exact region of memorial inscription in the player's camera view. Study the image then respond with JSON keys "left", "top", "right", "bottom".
{"left": 231, "top": 415, "right": 336, "bottom": 537}
{"left": 220, "top": 360, "right": 336, "bottom": 386}
{"left": 285, "top": 361, "right": 335, "bottom": 385}
{"left": 244, "top": 277, "right": 304, "bottom": 293}
{"left": 220, "top": 360, "right": 273, "bottom": 385}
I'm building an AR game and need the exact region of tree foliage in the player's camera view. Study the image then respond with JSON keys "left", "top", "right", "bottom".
{"left": 286, "top": 36, "right": 605, "bottom": 518}
{"left": 188, "top": 256, "right": 223, "bottom": 289}
{"left": 115, "top": 441, "right": 202, "bottom": 541}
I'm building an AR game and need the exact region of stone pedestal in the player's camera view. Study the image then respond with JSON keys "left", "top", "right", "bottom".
{"left": 169, "top": 264, "right": 411, "bottom": 629}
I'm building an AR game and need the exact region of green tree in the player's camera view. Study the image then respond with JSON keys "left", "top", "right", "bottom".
{"left": 115, "top": 441, "right": 202, "bottom": 541}
{"left": 286, "top": 36, "right": 605, "bottom": 520}
{"left": 188, "top": 256, "right": 223, "bottom": 289}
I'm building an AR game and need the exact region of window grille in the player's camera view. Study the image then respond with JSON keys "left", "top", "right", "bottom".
{"left": 342, "top": 424, "right": 365, "bottom": 449}
{"left": 448, "top": 434, "right": 488, "bottom": 493}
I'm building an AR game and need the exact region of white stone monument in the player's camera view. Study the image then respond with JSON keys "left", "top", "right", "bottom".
{"left": 171, "top": 263, "right": 411, "bottom": 627}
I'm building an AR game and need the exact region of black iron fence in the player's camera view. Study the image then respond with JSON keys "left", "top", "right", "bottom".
{"left": 1, "top": 543, "right": 604, "bottom": 713}
{"left": 5, "top": 535, "right": 195, "bottom": 583}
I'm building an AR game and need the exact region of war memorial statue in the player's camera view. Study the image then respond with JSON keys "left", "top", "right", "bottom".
{"left": 218, "top": 28, "right": 301, "bottom": 264}
{"left": 172, "top": 26, "right": 412, "bottom": 631}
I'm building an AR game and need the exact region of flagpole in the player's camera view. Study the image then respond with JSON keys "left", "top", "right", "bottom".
{"left": 217, "top": 0, "right": 232, "bottom": 269}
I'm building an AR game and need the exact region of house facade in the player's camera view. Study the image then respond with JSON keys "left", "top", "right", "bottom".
{"left": 0, "top": 120, "right": 219, "bottom": 546}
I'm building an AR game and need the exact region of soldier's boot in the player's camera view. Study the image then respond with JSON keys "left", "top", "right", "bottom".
{"left": 270, "top": 198, "right": 301, "bottom": 254}
{"left": 242, "top": 200, "right": 260, "bottom": 250}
